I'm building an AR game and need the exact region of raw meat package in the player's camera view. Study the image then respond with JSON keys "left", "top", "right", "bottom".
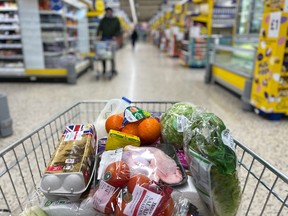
{"left": 40, "top": 124, "right": 97, "bottom": 201}
{"left": 97, "top": 144, "right": 187, "bottom": 186}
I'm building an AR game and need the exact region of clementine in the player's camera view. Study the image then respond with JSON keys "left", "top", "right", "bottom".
{"left": 105, "top": 114, "right": 124, "bottom": 133}
{"left": 121, "top": 122, "right": 139, "bottom": 137}
{"left": 138, "top": 117, "right": 160, "bottom": 145}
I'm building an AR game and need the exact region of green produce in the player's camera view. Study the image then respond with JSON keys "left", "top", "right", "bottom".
{"left": 160, "top": 102, "right": 196, "bottom": 149}
{"left": 211, "top": 166, "right": 241, "bottom": 216}
{"left": 184, "top": 111, "right": 241, "bottom": 216}
{"left": 188, "top": 112, "right": 236, "bottom": 175}
{"left": 19, "top": 206, "right": 48, "bottom": 216}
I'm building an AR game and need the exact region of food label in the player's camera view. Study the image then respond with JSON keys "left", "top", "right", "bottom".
{"left": 188, "top": 149, "right": 214, "bottom": 214}
{"left": 47, "top": 166, "right": 63, "bottom": 171}
{"left": 124, "top": 185, "right": 162, "bottom": 216}
{"left": 64, "top": 131, "right": 83, "bottom": 141}
{"left": 123, "top": 106, "right": 151, "bottom": 125}
{"left": 92, "top": 180, "right": 116, "bottom": 213}
{"left": 174, "top": 115, "right": 189, "bottom": 132}
{"left": 97, "top": 148, "right": 123, "bottom": 179}
{"left": 221, "top": 129, "right": 235, "bottom": 150}
{"left": 268, "top": 12, "right": 281, "bottom": 38}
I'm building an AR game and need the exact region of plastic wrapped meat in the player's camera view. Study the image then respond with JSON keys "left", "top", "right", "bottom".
{"left": 122, "top": 145, "right": 183, "bottom": 184}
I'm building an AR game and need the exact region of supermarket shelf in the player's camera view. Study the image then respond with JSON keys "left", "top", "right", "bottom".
{"left": 182, "top": 50, "right": 189, "bottom": 56}
{"left": 67, "top": 48, "right": 78, "bottom": 53}
{"left": 41, "top": 23, "right": 64, "bottom": 29}
{"left": 44, "top": 51, "right": 64, "bottom": 57}
{"left": 214, "top": 3, "right": 236, "bottom": 8}
{"left": 75, "top": 59, "right": 90, "bottom": 73}
{"left": 68, "top": 37, "right": 77, "bottom": 41}
{"left": 0, "top": 18, "right": 18, "bottom": 23}
{"left": 0, "top": 67, "right": 24, "bottom": 74}
{"left": 212, "top": 24, "right": 234, "bottom": 28}
{"left": 213, "top": 15, "right": 235, "bottom": 19}
{"left": 43, "top": 38, "right": 65, "bottom": 43}
{"left": 0, "top": 7, "right": 17, "bottom": 12}
{"left": 39, "top": 10, "right": 62, "bottom": 15}
{"left": 0, "top": 55, "right": 23, "bottom": 59}
{"left": 66, "top": 25, "right": 78, "bottom": 29}
{"left": 65, "top": 13, "right": 77, "bottom": 20}
{"left": 0, "top": 25, "right": 19, "bottom": 30}
{"left": 88, "top": 23, "right": 99, "bottom": 27}
{"left": 192, "top": 16, "right": 208, "bottom": 23}
{"left": 0, "top": 35, "right": 21, "bottom": 40}
{"left": 0, "top": 44, "right": 22, "bottom": 49}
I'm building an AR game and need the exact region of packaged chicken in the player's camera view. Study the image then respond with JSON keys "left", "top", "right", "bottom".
{"left": 97, "top": 144, "right": 187, "bottom": 186}
{"left": 40, "top": 124, "right": 97, "bottom": 201}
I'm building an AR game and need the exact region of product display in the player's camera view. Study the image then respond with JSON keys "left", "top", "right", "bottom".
{"left": 0, "top": 0, "right": 23, "bottom": 73}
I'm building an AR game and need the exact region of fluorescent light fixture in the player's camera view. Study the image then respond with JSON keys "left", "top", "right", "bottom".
{"left": 129, "top": 0, "right": 138, "bottom": 23}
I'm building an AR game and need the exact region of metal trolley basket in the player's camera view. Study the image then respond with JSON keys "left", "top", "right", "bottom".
{"left": 94, "top": 41, "right": 117, "bottom": 80}
{"left": 0, "top": 101, "right": 287, "bottom": 215}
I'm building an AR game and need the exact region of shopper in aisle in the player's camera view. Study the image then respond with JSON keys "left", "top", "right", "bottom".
{"left": 97, "top": 7, "right": 121, "bottom": 75}
{"left": 130, "top": 28, "right": 138, "bottom": 49}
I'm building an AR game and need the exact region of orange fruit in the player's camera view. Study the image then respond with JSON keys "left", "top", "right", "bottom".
{"left": 105, "top": 114, "right": 124, "bottom": 133}
{"left": 138, "top": 117, "right": 160, "bottom": 145}
{"left": 121, "top": 122, "right": 139, "bottom": 137}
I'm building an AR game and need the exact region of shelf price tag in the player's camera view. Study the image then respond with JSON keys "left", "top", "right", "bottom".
{"left": 268, "top": 12, "right": 281, "bottom": 38}
{"left": 284, "top": 0, "right": 288, "bottom": 12}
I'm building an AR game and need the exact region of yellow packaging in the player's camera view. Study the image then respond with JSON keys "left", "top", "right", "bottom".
{"left": 105, "top": 130, "right": 140, "bottom": 150}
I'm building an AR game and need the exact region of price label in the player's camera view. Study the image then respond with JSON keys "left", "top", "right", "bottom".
{"left": 284, "top": 0, "right": 288, "bottom": 12}
{"left": 268, "top": 12, "right": 281, "bottom": 38}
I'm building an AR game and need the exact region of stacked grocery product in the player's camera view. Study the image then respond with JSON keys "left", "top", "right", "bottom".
{"left": 0, "top": 0, "right": 24, "bottom": 74}
{"left": 20, "top": 98, "right": 241, "bottom": 216}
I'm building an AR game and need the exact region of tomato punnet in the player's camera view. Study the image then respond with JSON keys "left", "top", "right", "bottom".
{"left": 115, "top": 193, "right": 133, "bottom": 216}
{"left": 127, "top": 174, "right": 150, "bottom": 193}
{"left": 155, "top": 197, "right": 174, "bottom": 216}
{"left": 104, "top": 161, "right": 130, "bottom": 188}
{"left": 93, "top": 185, "right": 120, "bottom": 214}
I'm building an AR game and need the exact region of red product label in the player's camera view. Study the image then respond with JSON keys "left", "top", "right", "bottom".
{"left": 124, "top": 185, "right": 162, "bottom": 216}
{"left": 47, "top": 166, "right": 63, "bottom": 171}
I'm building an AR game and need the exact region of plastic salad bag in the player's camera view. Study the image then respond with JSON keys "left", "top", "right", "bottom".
{"left": 160, "top": 102, "right": 197, "bottom": 150}
{"left": 183, "top": 110, "right": 241, "bottom": 216}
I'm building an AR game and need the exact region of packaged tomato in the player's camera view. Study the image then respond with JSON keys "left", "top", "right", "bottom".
{"left": 115, "top": 181, "right": 175, "bottom": 216}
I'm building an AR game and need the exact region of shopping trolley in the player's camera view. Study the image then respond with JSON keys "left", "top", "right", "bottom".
{"left": 0, "top": 101, "right": 287, "bottom": 215}
{"left": 94, "top": 41, "right": 117, "bottom": 80}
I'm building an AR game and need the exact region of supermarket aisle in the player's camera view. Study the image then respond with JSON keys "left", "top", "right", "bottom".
{"left": 0, "top": 42, "right": 288, "bottom": 174}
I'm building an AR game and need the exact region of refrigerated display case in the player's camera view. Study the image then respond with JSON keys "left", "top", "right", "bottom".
{"left": 234, "top": 0, "right": 264, "bottom": 45}
{"left": 210, "top": 45, "right": 256, "bottom": 95}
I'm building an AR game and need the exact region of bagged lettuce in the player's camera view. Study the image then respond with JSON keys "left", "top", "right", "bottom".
{"left": 184, "top": 110, "right": 241, "bottom": 216}
{"left": 160, "top": 102, "right": 196, "bottom": 149}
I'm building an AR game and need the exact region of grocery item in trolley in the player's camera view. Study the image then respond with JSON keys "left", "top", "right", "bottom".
{"left": 97, "top": 144, "right": 187, "bottom": 186}
{"left": 94, "top": 97, "right": 131, "bottom": 139}
{"left": 40, "top": 124, "right": 97, "bottom": 201}
{"left": 183, "top": 110, "right": 241, "bottom": 216}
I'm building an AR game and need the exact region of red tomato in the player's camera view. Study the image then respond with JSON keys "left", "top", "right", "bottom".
{"left": 127, "top": 174, "right": 150, "bottom": 193}
{"left": 155, "top": 197, "right": 174, "bottom": 216}
{"left": 115, "top": 193, "right": 132, "bottom": 216}
{"left": 93, "top": 186, "right": 120, "bottom": 214}
{"left": 104, "top": 161, "right": 130, "bottom": 188}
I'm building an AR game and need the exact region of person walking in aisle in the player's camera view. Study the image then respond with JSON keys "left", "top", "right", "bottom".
{"left": 130, "top": 28, "right": 138, "bottom": 49}
{"left": 97, "top": 7, "right": 121, "bottom": 75}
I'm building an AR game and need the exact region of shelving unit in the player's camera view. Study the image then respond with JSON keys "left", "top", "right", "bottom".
{"left": 0, "top": 0, "right": 91, "bottom": 83}
{"left": 0, "top": 0, "right": 24, "bottom": 75}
